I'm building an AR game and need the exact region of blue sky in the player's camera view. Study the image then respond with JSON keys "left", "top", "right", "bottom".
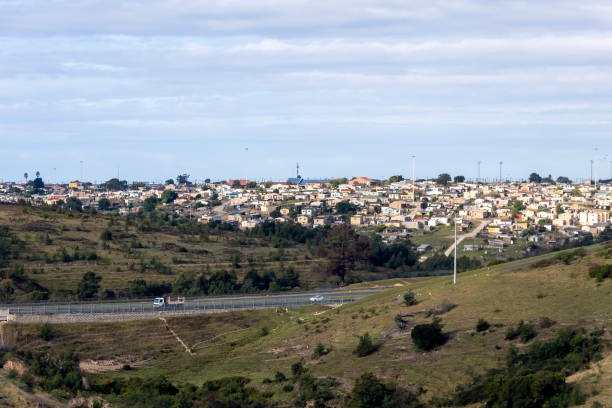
{"left": 1, "top": 0, "right": 611, "bottom": 183}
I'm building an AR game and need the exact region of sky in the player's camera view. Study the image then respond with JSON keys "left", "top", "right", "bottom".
{"left": 1, "top": 0, "right": 612, "bottom": 183}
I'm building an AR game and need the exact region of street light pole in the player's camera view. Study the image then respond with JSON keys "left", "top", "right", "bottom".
{"left": 412, "top": 155, "right": 416, "bottom": 203}
{"left": 453, "top": 216, "right": 457, "bottom": 285}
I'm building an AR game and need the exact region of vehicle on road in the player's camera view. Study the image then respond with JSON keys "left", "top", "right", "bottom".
{"left": 309, "top": 295, "right": 324, "bottom": 303}
{"left": 153, "top": 296, "right": 185, "bottom": 308}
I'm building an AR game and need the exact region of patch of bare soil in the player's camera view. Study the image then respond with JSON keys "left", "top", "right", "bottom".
{"left": 79, "top": 356, "right": 150, "bottom": 373}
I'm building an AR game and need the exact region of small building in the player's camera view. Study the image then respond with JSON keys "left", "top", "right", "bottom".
{"left": 417, "top": 244, "right": 432, "bottom": 252}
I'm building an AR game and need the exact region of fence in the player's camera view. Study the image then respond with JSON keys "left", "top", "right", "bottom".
{"left": 2, "top": 291, "right": 377, "bottom": 316}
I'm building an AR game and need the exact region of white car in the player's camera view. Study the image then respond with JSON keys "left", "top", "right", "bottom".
{"left": 309, "top": 295, "right": 324, "bottom": 303}
{"left": 153, "top": 297, "right": 165, "bottom": 307}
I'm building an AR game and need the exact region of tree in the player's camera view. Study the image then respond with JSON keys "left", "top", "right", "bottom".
{"left": 77, "top": 272, "right": 101, "bottom": 299}
{"left": 411, "top": 317, "right": 446, "bottom": 351}
{"left": 388, "top": 175, "right": 404, "bottom": 183}
{"left": 232, "top": 180, "right": 242, "bottom": 188}
{"left": 204, "top": 178, "right": 211, "bottom": 184}
{"left": 165, "top": 178, "right": 174, "bottom": 185}
{"left": 528, "top": 172, "right": 542, "bottom": 183}
{"left": 318, "top": 225, "right": 368, "bottom": 282}
{"left": 23, "top": 172, "right": 28, "bottom": 183}
{"left": 453, "top": 175, "right": 465, "bottom": 183}
{"left": 97, "top": 198, "right": 111, "bottom": 211}
{"left": 103, "top": 178, "right": 128, "bottom": 191}
{"left": 64, "top": 197, "right": 82, "bottom": 212}
{"left": 335, "top": 201, "right": 358, "bottom": 216}
{"left": 161, "top": 189, "right": 178, "bottom": 204}
{"left": 542, "top": 174, "right": 554, "bottom": 183}
{"left": 436, "top": 173, "right": 451, "bottom": 186}
{"left": 32, "top": 177, "right": 44, "bottom": 189}
{"left": 176, "top": 174, "right": 191, "bottom": 185}
{"left": 353, "top": 332, "right": 376, "bottom": 357}
{"left": 143, "top": 197, "right": 158, "bottom": 211}
{"left": 246, "top": 181, "right": 257, "bottom": 189}
{"left": 556, "top": 176, "right": 571, "bottom": 184}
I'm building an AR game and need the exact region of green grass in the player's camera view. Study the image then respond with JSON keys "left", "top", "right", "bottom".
{"left": 0, "top": 204, "right": 329, "bottom": 299}
{"left": 4, "top": 242, "right": 611, "bottom": 404}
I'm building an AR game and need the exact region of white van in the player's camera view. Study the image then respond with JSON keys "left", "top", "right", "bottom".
{"left": 153, "top": 297, "right": 165, "bottom": 307}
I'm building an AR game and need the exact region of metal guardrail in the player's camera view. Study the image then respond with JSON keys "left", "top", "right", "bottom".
{"left": 2, "top": 291, "right": 379, "bottom": 316}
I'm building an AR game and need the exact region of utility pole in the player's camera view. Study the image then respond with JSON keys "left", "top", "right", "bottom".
{"left": 296, "top": 162, "right": 300, "bottom": 179}
{"left": 594, "top": 147, "right": 598, "bottom": 188}
{"left": 590, "top": 159, "right": 594, "bottom": 184}
{"left": 453, "top": 216, "right": 457, "bottom": 285}
{"left": 244, "top": 147, "right": 249, "bottom": 182}
{"left": 477, "top": 161, "right": 481, "bottom": 182}
{"left": 411, "top": 155, "right": 416, "bottom": 203}
{"left": 79, "top": 160, "right": 84, "bottom": 181}
{"left": 498, "top": 161, "right": 503, "bottom": 183}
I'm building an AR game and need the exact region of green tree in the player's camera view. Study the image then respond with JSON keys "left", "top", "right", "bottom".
{"left": 453, "top": 175, "right": 465, "bottom": 183}
{"left": 97, "top": 198, "right": 111, "bottom": 211}
{"left": 143, "top": 197, "right": 158, "bottom": 211}
{"left": 411, "top": 317, "right": 446, "bottom": 351}
{"left": 165, "top": 178, "right": 174, "bottom": 185}
{"left": 318, "top": 225, "right": 368, "bottom": 282}
{"left": 161, "top": 189, "right": 178, "bottom": 204}
{"left": 77, "top": 272, "right": 101, "bottom": 299}
{"left": 436, "top": 173, "right": 451, "bottom": 185}
{"left": 353, "top": 332, "right": 376, "bottom": 357}
{"left": 103, "top": 178, "right": 128, "bottom": 191}
{"left": 388, "top": 175, "right": 404, "bottom": 183}
{"left": 528, "top": 172, "right": 542, "bottom": 183}
{"left": 64, "top": 197, "right": 82, "bottom": 212}
{"left": 556, "top": 176, "right": 571, "bottom": 184}
{"left": 176, "top": 174, "right": 191, "bottom": 185}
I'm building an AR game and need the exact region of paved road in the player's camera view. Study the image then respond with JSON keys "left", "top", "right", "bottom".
{"left": 2, "top": 290, "right": 382, "bottom": 316}
{"left": 444, "top": 220, "right": 491, "bottom": 257}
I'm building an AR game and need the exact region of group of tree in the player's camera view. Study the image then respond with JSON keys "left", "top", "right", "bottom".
{"left": 529, "top": 173, "right": 572, "bottom": 184}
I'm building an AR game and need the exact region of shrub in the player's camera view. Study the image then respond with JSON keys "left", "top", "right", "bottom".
{"left": 274, "top": 371, "right": 287, "bottom": 383}
{"left": 312, "top": 343, "right": 330, "bottom": 358}
{"left": 403, "top": 290, "right": 417, "bottom": 306}
{"left": 395, "top": 314, "right": 409, "bottom": 331}
{"left": 6, "top": 368, "right": 18, "bottom": 379}
{"left": 505, "top": 320, "right": 536, "bottom": 343}
{"left": 282, "top": 384, "right": 294, "bottom": 392}
{"left": 351, "top": 372, "right": 423, "bottom": 408}
{"left": 38, "top": 323, "right": 53, "bottom": 341}
{"left": 99, "top": 229, "right": 112, "bottom": 241}
{"left": 589, "top": 264, "right": 612, "bottom": 282}
{"left": 291, "top": 361, "right": 305, "bottom": 378}
{"left": 260, "top": 326, "right": 269, "bottom": 336}
{"left": 411, "top": 318, "right": 446, "bottom": 351}
{"left": 476, "top": 318, "right": 490, "bottom": 332}
{"left": 353, "top": 332, "right": 377, "bottom": 357}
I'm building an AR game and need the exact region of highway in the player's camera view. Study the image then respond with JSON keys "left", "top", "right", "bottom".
{"left": 1, "top": 290, "right": 382, "bottom": 316}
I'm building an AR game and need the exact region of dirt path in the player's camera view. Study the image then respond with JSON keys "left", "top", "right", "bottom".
{"left": 444, "top": 219, "right": 491, "bottom": 257}
{"left": 159, "top": 316, "right": 194, "bottom": 355}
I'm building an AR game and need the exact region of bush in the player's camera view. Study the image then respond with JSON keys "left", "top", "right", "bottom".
{"left": 99, "top": 229, "right": 113, "bottom": 241}
{"left": 282, "top": 384, "right": 294, "bottom": 392}
{"left": 411, "top": 318, "right": 446, "bottom": 351}
{"left": 291, "top": 361, "right": 305, "bottom": 378}
{"left": 274, "top": 371, "right": 287, "bottom": 383}
{"left": 403, "top": 291, "right": 417, "bottom": 306}
{"left": 38, "top": 323, "right": 53, "bottom": 341}
{"left": 260, "top": 326, "right": 269, "bottom": 336}
{"left": 353, "top": 332, "right": 377, "bottom": 357}
{"left": 505, "top": 320, "right": 536, "bottom": 343}
{"left": 312, "top": 343, "right": 330, "bottom": 358}
{"left": 476, "top": 318, "right": 490, "bottom": 332}
{"left": 395, "top": 314, "right": 409, "bottom": 331}
{"left": 6, "top": 368, "right": 18, "bottom": 379}
{"left": 351, "top": 372, "right": 423, "bottom": 408}
{"left": 589, "top": 264, "right": 612, "bottom": 282}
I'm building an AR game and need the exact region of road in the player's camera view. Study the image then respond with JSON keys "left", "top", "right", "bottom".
{"left": 444, "top": 220, "right": 491, "bottom": 257}
{"left": 2, "top": 290, "right": 382, "bottom": 316}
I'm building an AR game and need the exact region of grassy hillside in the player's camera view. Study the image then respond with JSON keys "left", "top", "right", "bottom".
{"left": 0, "top": 204, "right": 330, "bottom": 300}
{"left": 2, "top": 241, "right": 611, "bottom": 406}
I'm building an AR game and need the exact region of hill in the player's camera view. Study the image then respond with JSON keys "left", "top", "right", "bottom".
{"left": 1, "top": 240, "right": 610, "bottom": 407}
